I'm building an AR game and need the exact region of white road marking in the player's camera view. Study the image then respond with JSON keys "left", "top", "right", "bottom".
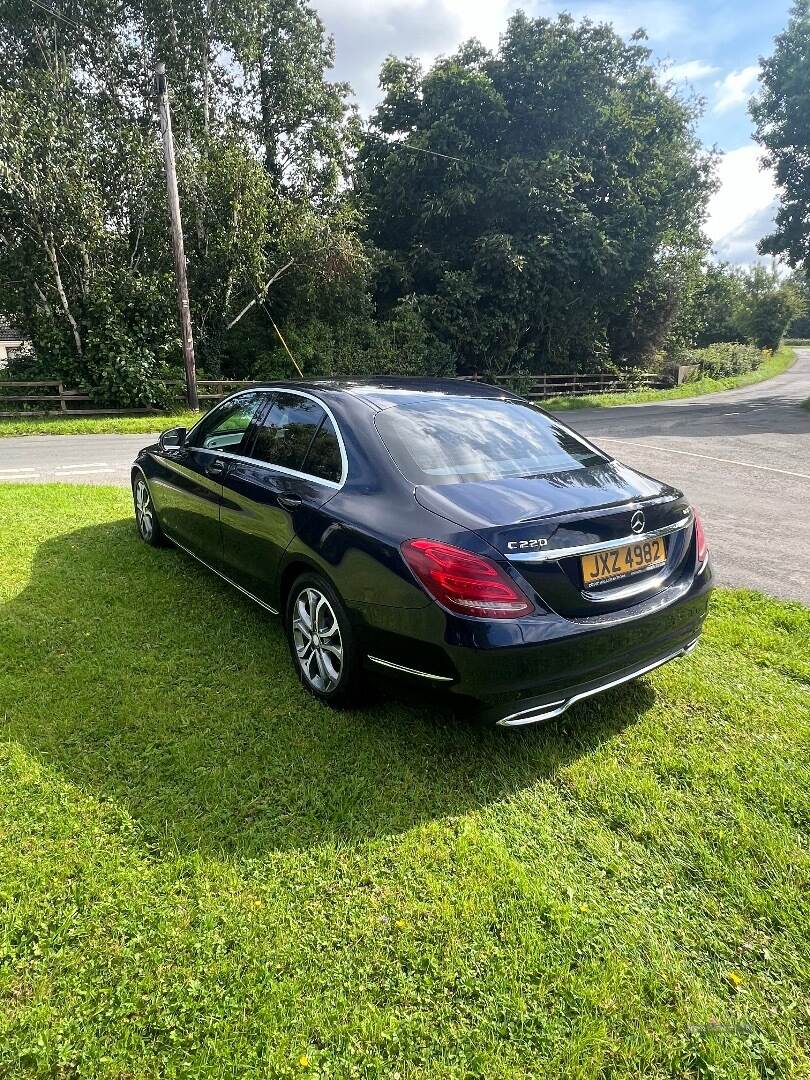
{"left": 600, "top": 437, "right": 810, "bottom": 481}
{"left": 0, "top": 467, "right": 37, "bottom": 474}
{"left": 54, "top": 461, "right": 109, "bottom": 470}
{"left": 53, "top": 466, "right": 120, "bottom": 475}
{"left": 0, "top": 470, "right": 41, "bottom": 478}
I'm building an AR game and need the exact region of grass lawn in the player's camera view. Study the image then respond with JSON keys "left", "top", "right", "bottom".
{"left": 0, "top": 411, "right": 199, "bottom": 438}
{"left": 0, "top": 348, "right": 797, "bottom": 437}
{"left": 1, "top": 484, "right": 809, "bottom": 1079}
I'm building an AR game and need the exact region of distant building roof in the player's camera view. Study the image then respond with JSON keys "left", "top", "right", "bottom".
{"left": 0, "top": 317, "right": 24, "bottom": 342}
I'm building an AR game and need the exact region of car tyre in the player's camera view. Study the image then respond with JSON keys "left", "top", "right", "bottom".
{"left": 285, "top": 572, "right": 358, "bottom": 705}
{"left": 132, "top": 473, "right": 169, "bottom": 547}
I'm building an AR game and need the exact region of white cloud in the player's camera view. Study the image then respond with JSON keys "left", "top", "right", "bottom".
{"left": 662, "top": 59, "right": 718, "bottom": 82}
{"left": 320, "top": 0, "right": 691, "bottom": 113}
{"left": 712, "top": 203, "right": 778, "bottom": 265}
{"left": 713, "top": 65, "right": 759, "bottom": 114}
{"left": 442, "top": 0, "right": 516, "bottom": 48}
{"left": 706, "top": 144, "right": 777, "bottom": 264}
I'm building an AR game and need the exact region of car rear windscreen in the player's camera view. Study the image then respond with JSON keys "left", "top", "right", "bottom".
{"left": 374, "top": 396, "right": 607, "bottom": 486}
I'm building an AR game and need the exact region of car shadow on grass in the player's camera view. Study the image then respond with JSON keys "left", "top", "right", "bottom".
{"left": 3, "top": 518, "right": 656, "bottom": 858}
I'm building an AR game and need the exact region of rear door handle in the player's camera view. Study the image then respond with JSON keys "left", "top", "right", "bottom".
{"left": 206, "top": 458, "right": 227, "bottom": 478}
{"left": 277, "top": 493, "right": 303, "bottom": 511}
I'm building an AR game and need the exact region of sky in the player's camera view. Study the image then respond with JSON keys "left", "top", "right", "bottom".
{"left": 314, "top": 0, "right": 793, "bottom": 265}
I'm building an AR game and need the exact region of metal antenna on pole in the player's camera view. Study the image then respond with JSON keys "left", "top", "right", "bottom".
{"left": 154, "top": 61, "right": 199, "bottom": 412}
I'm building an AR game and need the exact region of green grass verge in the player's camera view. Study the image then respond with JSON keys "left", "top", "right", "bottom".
{"left": 541, "top": 346, "right": 796, "bottom": 411}
{"left": 0, "top": 411, "right": 199, "bottom": 438}
{"left": 1, "top": 483, "right": 809, "bottom": 1078}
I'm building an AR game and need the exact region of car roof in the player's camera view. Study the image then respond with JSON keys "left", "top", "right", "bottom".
{"left": 257, "top": 377, "right": 516, "bottom": 409}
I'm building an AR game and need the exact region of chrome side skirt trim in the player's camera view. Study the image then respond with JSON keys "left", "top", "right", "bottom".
{"left": 505, "top": 512, "right": 693, "bottom": 563}
{"left": 497, "top": 638, "right": 699, "bottom": 727}
{"left": 367, "top": 655, "right": 454, "bottom": 682}
{"left": 167, "top": 534, "right": 280, "bottom": 615}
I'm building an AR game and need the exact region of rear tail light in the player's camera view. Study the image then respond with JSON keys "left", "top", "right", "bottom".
{"left": 401, "top": 539, "right": 535, "bottom": 619}
{"left": 694, "top": 513, "right": 708, "bottom": 566}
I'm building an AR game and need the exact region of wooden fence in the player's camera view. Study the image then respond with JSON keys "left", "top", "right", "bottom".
{"left": 473, "top": 371, "right": 664, "bottom": 399}
{"left": 0, "top": 371, "right": 666, "bottom": 418}
{"left": 0, "top": 379, "right": 266, "bottom": 417}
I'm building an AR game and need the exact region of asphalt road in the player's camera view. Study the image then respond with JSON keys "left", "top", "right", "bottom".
{"left": 1, "top": 348, "right": 808, "bottom": 603}
{"left": 557, "top": 348, "right": 810, "bottom": 604}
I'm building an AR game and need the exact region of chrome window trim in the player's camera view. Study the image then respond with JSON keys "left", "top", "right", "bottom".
{"left": 185, "top": 386, "right": 349, "bottom": 490}
{"left": 367, "top": 655, "right": 454, "bottom": 682}
{"left": 195, "top": 446, "right": 342, "bottom": 490}
{"left": 504, "top": 512, "right": 693, "bottom": 563}
{"left": 167, "top": 534, "right": 280, "bottom": 615}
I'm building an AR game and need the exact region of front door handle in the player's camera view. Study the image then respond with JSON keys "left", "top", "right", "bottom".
{"left": 206, "top": 458, "right": 227, "bottom": 479}
{"left": 277, "top": 493, "right": 303, "bottom": 511}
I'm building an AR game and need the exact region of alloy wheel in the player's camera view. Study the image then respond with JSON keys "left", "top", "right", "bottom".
{"left": 134, "top": 479, "right": 154, "bottom": 541}
{"left": 292, "top": 587, "right": 344, "bottom": 693}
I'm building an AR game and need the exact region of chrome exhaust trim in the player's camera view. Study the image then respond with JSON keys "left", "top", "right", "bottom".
{"left": 497, "top": 638, "right": 700, "bottom": 727}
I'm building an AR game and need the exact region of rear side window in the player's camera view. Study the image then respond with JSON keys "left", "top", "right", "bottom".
{"left": 249, "top": 392, "right": 343, "bottom": 483}
{"left": 190, "top": 391, "right": 266, "bottom": 452}
{"left": 302, "top": 414, "right": 342, "bottom": 484}
{"left": 374, "top": 397, "right": 605, "bottom": 486}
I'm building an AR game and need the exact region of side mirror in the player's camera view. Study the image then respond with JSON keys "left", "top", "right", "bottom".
{"left": 159, "top": 426, "right": 187, "bottom": 451}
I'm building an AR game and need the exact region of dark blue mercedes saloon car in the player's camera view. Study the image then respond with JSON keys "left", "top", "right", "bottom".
{"left": 131, "top": 378, "right": 712, "bottom": 726}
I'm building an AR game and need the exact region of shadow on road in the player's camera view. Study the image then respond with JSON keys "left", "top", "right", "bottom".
{"left": 561, "top": 395, "right": 810, "bottom": 443}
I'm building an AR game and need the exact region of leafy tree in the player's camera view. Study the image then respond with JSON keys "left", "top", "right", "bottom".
{"left": 673, "top": 262, "right": 805, "bottom": 352}
{"left": 358, "top": 14, "right": 714, "bottom": 376}
{"left": 0, "top": 45, "right": 177, "bottom": 404}
{"left": 751, "top": 0, "right": 810, "bottom": 272}
{"left": 223, "top": 0, "right": 359, "bottom": 202}
{"left": 745, "top": 289, "right": 803, "bottom": 350}
{"left": 667, "top": 262, "right": 749, "bottom": 349}
{"left": 741, "top": 269, "right": 806, "bottom": 349}
{"left": 786, "top": 270, "right": 810, "bottom": 335}
{"left": 0, "top": 0, "right": 367, "bottom": 403}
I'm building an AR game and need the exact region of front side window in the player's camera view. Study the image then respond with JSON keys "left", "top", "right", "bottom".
{"left": 374, "top": 396, "right": 606, "bottom": 486}
{"left": 250, "top": 393, "right": 342, "bottom": 482}
{"left": 190, "top": 391, "right": 267, "bottom": 452}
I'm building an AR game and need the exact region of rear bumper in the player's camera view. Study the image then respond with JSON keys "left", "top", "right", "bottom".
{"left": 356, "top": 563, "right": 712, "bottom": 724}
{"left": 492, "top": 636, "right": 699, "bottom": 726}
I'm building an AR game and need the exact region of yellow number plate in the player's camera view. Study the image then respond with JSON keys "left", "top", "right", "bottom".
{"left": 581, "top": 537, "right": 666, "bottom": 586}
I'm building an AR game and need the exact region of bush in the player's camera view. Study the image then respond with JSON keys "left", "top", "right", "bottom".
{"left": 743, "top": 287, "right": 805, "bottom": 351}
{"left": 228, "top": 301, "right": 456, "bottom": 382}
{"left": 8, "top": 272, "right": 181, "bottom": 408}
{"left": 684, "top": 342, "right": 763, "bottom": 379}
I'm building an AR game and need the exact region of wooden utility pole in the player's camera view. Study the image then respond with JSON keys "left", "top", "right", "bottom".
{"left": 154, "top": 61, "right": 199, "bottom": 411}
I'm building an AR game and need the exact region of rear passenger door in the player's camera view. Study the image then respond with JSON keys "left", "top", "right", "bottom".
{"left": 219, "top": 391, "right": 344, "bottom": 607}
